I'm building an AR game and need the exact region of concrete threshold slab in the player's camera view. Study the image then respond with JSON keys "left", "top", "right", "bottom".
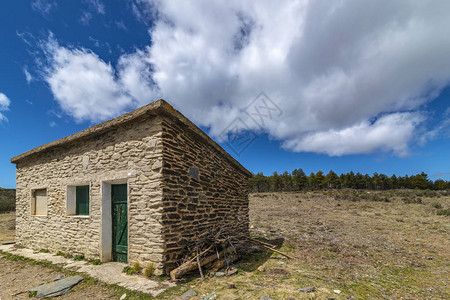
{"left": 0, "top": 244, "right": 175, "bottom": 297}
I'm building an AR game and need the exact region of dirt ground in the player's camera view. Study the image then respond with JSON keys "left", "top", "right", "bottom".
{"left": 0, "top": 190, "right": 449, "bottom": 299}
{"left": 0, "top": 256, "right": 116, "bottom": 300}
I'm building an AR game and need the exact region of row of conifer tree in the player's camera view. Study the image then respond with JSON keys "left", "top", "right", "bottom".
{"left": 248, "top": 170, "right": 450, "bottom": 192}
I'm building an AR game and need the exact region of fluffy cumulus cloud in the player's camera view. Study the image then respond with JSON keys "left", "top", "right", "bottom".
{"left": 0, "top": 93, "right": 11, "bottom": 122}
{"left": 42, "top": 0, "right": 450, "bottom": 156}
{"left": 282, "top": 112, "right": 425, "bottom": 157}
{"left": 43, "top": 36, "right": 133, "bottom": 122}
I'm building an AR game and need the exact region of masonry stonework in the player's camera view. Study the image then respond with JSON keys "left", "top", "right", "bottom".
{"left": 160, "top": 116, "right": 249, "bottom": 272}
{"left": 12, "top": 100, "right": 251, "bottom": 275}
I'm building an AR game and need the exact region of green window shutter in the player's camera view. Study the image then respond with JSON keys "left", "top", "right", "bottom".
{"left": 76, "top": 185, "right": 89, "bottom": 215}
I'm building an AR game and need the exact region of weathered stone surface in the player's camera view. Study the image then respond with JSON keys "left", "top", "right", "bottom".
{"left": 160, "top": 115, "right": 250, "bottom": 272}
{"left": 180, "top": 289, "right": 197, "bottom": 300}
{"left": 29, "top": 275, "right": 83, "bottom": 298}
{"left": 14, "top": 116, "right": 165, "bottom": 273}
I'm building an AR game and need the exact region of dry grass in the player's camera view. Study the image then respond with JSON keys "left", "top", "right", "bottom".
{"left": 1, "top": 191, "right": 448, "bottom": 299}
{"left": 161, "top": 191, "right": 449, "bottom": 299}
{"left": 0, "top": 211, "right": 15, "bottom": 242}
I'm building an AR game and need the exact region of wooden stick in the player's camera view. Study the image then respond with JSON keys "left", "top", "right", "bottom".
{"left": 244, "top": 236, "right": 276, "bottom": 248}
{"left": 246, "top": 239, "right": 294, "bottom": 259}
{"left": 261, "top": 244, "right": 294, "bottom": 259}
{"left": 183, "top": 243, "right": 214, "bottom": 266}
{"left": 196, "top": 249, "right": 204, "bottom": 279}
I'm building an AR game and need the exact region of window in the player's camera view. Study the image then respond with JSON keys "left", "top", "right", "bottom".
{"left": 76, "top": 185, "right": 89, "bottom": 215}
{"left": 31, "top": 189, "right": 47, "bottom": 215}
{"left": 67, "top": 185, "right": 90, "bottom": 216}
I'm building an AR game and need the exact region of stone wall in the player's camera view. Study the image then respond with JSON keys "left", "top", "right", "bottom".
{"left": 160, "top": 115, "right": 250, "bottom": 273}
{"left": 15, "top": 115, "right": 166, "bottom": 273}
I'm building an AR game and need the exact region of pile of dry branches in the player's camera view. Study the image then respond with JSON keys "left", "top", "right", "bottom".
{"left": 169, "top": 228, "right": 240, "bottom": 281}
{"left": 169, "top": 228, "right": 294, "bottom": 281}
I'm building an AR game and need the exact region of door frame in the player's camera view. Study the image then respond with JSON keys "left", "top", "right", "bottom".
{"left": 100, "top": 179, "right": 129, "bottom": 262}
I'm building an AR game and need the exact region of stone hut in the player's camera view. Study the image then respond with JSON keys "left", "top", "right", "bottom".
{"left": 11, "top": 99, "right": 251, "bottom": 274}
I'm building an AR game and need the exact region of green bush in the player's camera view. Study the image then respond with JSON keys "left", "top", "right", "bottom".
{"left": 122, "top": 266, "right": 137, "bottom": 275}
{"left": 73, "top": 254, "right": 85, "bottom": 261}
{"left": 436, "top": 209, "right": 450, "bottom": 216}
{"left": 88, "top": 259, "right": 102, "bottom": 265}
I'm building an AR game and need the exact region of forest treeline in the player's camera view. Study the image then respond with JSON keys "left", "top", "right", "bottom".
{"left": 249, "top": 170, "right": 450, "bottom": 192}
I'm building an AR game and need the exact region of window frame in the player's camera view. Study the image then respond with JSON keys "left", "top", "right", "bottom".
{"left": 31, "top": 188, "right": 48, "bottom": 216}
{"left": 67, "top": 183, "right": 91, "bottom": 217}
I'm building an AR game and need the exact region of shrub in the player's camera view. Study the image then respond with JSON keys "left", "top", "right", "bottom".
{"left": 88, "top": 259, "right": 102, "bottom": 265}
{"left": 432, "top": 202, "right": 443, "bottom": 209}
{"left": 56, "top": 251, "right": 73, "bottom": 259}
{"left": 132, "top": 262, "right": 141, "bottom": 273}
{"left": 402, "top": 197, "right": 423, "bottom": 204}
{"left": 39, "top": 249, "right": 49, "bottom": 253}
{"left": 122, "top": 266, "right": 137, "bottom": 275}
{"left": 436, "top": 209, "right": 450, "bottom": 216}
{"left": 73, "top": 254, "right": 85, "bottom": 261}
{"left": 144, "top": 263, "right": 155, "bottom": 277}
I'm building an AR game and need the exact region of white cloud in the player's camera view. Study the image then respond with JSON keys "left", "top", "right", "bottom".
{"left": 0, "top": 92, "right": 11, "bottom": 122}
{"left": 282, "top": 112, "right": 424, "bottom": 157}
{"left": 85, "top": 0, "right": 105, "bottom": 15}
{"left": 41, "top": 0, "right": 450, "bottom": 156}
{"left": 31, "top": 0, "right": 56, "bottom": 16}
{"left": 80, "top": 0, "right": 105, "bottom": 25}
{"left": 43, "top": 36, "right": 133, "bottom": 123}
{"left": 79, "top": 11, "right": 93, "bottom": 25}
{"left": 133, "top": 0, "right": 450, "bottom": 156}
{"left": 117, "top": 49, "right": 159, "bottom": 104}
{"left": 23, "top": 67, "right": 32, "bottom": 84}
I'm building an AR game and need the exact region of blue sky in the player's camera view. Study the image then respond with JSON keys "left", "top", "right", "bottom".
{"left": 1, "top": 0, "right": 449, "bottom": 189}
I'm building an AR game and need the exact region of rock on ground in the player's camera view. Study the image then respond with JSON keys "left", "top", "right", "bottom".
{"left": 29, "top": 276, "right": 83, "bottom": 298}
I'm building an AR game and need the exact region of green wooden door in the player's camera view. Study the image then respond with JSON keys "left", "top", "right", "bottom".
{"left": 112, "top": 184, "right": 128, "bottom": 262}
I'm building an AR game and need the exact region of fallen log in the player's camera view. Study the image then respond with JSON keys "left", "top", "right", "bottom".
{"left": 170, "top": 247, "right": 237, "bottom": 281}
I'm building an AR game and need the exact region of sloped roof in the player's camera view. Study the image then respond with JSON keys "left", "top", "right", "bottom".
{"left": 11, "top": 99, "right": 252, "bottom": 177}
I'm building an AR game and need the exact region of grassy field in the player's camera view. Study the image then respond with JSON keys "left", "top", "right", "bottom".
{"left": 0, "top": 190, "right": 448, "bottom": 299}
{"left": 164, "top": 190, "right": 449, "bottom": 299}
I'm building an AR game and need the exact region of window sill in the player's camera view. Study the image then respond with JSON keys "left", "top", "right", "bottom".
{"left": 67, "top": 215, "right": 90, "bottom": 218}
{"left": 31, "top": 214, "right": 47, "bottom": 217}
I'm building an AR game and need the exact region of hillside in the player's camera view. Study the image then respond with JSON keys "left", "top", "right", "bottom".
{"left": 0, "top": 188, "right": 15, "bottom": 212}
